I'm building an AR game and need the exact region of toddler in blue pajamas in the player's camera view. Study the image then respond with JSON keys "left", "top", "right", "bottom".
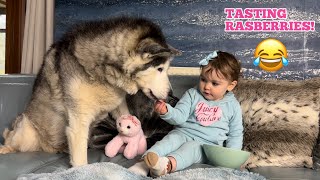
{"left": 129, "top": 51, "right": 243, "bottom": 177}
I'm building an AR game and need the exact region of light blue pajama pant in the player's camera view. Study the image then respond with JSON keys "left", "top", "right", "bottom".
{"left": 144, "top": 129, "right": 207, "bottom": 171}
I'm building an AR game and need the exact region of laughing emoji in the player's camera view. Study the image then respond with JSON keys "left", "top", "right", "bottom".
{"left": 253, "top": 38, "right": 288, "bottom": 72}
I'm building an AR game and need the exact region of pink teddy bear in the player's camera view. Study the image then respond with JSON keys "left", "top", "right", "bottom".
{"left": 105, "top": 115, "right": 147, "bottom": 159}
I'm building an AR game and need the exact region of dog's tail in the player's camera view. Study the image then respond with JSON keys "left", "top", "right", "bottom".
{"left": 2, "top": 128, "right": 10, "bottom": 139}
{"left": 3, "top": 114, "right": 24, "bottom": 139}
{"left": 88, "top": 116, "right": 118, "bottom": 149}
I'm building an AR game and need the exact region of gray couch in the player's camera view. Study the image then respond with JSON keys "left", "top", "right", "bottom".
{"left": 0, "top": 74, "right": 319, "bottom": 180}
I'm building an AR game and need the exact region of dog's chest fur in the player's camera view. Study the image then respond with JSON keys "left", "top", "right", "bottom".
{"left": 68, "top": 79, "right": 126, "bottom": 115}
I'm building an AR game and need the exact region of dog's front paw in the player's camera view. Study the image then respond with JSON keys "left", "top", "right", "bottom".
{"left": 70, "top": 158, "right": 88, "bottom": 167}
{"left": 0, "top": 145, "right": 16, "bottom": 154}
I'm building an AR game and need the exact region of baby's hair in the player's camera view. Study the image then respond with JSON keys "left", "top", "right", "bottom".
{"left": 200, "top": 51, "right": 241, "bottom": 82}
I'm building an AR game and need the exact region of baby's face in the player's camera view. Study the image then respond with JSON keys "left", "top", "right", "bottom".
{"left": 199, "top": 69, "right": 236, "bottom": 101}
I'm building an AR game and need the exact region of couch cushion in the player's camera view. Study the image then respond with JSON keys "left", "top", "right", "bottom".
{"left": 313, "top": 126, "right": 320, "bottom": 170}
{"left": 234, "top": 78, "right": 320, "bottom": 169}
{"left": 0, "top": 149, "right": 140, "bottom": 180}
{"left": 0, "top": 151, "right": 67, "bottom": 180}
{"left": 0, "top": 75, "right": 36, "bottom": 144}
{"left": 249, "top": 167, "right": 320, "bottom": 180}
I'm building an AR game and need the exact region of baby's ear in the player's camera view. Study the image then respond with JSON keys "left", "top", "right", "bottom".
{"left": 227, "top": 80, "right": 238, "bottom": 92}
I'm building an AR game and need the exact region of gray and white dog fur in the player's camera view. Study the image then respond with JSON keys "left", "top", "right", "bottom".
{"left": 0, "top": 17, "right": 180, "bottom": 167}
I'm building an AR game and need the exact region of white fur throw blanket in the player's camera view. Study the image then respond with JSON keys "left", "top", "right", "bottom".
{"left": 17, "top": 162, "right": 266, "bottom": 180}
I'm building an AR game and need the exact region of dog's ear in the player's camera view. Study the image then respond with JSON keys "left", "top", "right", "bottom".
{"left": 167, "top": 44, "right": 182, "bottom": 56}
{"left": 137, "top": 39, "right": 182, "bottom": 59}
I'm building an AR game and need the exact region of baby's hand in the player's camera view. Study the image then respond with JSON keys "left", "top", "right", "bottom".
{"left": 154, "top": 100, "right": 168, "bottom": 115}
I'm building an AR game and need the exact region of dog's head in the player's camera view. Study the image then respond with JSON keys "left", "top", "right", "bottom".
{"left": 124, "top": 38, "right": 181, "bottom": 101}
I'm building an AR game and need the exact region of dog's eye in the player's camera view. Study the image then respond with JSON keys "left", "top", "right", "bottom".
{"left": 157, "top": 68, "right": 163, "bottom": 72}
{"left": 127, "top": 126, "right": 131, "bottom": 129}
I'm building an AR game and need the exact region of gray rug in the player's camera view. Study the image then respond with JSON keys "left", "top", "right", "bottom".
{"left": 18, "top": 162, "right": 266, "bottom": 180}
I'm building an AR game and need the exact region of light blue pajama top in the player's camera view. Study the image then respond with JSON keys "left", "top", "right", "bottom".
{"left": 160, "top": 88, "right": 243, "bottom": 149}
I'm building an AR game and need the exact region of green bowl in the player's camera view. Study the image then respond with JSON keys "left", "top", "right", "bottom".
{"left": 203, "top": 144, "right": 250, "bottom": 169}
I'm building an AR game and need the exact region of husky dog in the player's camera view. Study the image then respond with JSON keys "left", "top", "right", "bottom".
{"left": 0, "top": 17, "right": 180, "bottom": 167}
